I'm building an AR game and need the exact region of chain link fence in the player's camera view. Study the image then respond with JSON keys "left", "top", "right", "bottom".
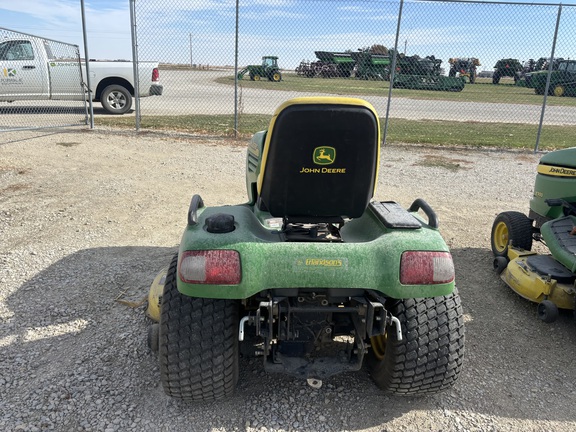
{"left": 131, "top": 0, "right": 576, "bottom": 150}
{"left": 0, "top": 28, "right": 88, "bottom": 132}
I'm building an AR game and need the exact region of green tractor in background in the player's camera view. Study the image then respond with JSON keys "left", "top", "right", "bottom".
{"left": 238, "top": 56, "right": 282, "bottom": 82}
{"left": 531, "top": 59, "right": 576, "bottom": 97}
{"left": 491, "top": 147, "right": 576, "bottom": 323}
{"left": 492, "top": 58, "right": 523, "bottom": 84}
{"left": 448, "top": 57, "right": 480, "bottom": 83}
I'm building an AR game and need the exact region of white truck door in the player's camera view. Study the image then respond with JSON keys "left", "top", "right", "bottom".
{"left": 0, "top": 39, "right": 48, "bottom": 99}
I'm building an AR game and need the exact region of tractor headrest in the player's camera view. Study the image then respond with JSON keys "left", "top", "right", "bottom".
{"left": 257, "top": 97, "right": 380, "bottom": 220}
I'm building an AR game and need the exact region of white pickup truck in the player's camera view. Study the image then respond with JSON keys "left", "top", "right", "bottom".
{"left": 0, "top": 36, "right": 163, "bottom": 114}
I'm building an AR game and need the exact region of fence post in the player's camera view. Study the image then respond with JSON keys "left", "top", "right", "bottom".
{"left": 234, "top": 0, "right": 240, "bottom": 139}
{"left": 130, "top": 0, "right": 141, "bottom": 131}
{"left": 535, "top": 3, "right": 562, "bottom": 153}
{"left": 382, "top": 0, "right": 404, "bottom": 147}
{"left": 80, "top": 0, "right": 94, "bottom": 129}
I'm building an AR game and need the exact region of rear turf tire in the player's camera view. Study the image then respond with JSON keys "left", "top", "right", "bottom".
{"left": 158, "top": 254, "right": 239, "bottom": 401}
{"left": 368, "top": 288, "right": 465, "bottom": 395}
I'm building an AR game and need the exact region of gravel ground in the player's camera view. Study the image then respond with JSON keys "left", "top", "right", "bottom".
{"left": 1, "top": 128, "right": 576, "bottom": 432}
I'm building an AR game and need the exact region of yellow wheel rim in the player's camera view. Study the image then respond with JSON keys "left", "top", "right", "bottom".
{"left": 273, "top": 73, "right": 281, "bottom": 81}
{"left": 370, "top": 332, "right": 388, "bottom": 361}
{"left": 493, "top": 221, "right": 509, "bottom": 253}
{"left": 254, "top": 75, "right": 261, "bottom": 81}
{"left": 554, "top": 85, "right": 565, "bottom": 97}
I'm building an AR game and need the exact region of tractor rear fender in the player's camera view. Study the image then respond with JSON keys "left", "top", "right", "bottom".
{"left": 175, "top": 203, "right": 454, "bottom": 300}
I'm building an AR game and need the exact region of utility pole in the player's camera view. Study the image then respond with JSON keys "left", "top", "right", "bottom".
{"left": 189, "top": 33, "right": 193, "bottom": 68}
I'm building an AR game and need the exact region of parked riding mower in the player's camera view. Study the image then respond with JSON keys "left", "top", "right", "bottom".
{"left": 491, "top": 147, "right": 576, "bottom": 323}
{"left": 146, "top": 96, "right": 465, "bottom": 401}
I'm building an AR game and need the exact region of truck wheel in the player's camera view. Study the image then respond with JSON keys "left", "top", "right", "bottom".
{"left": 368, "top": 288, "right": 465, "bottom": 395}
{"left": 491, "top": 211, "right": 533, "bottom": 257}
{"left": 158, "top": 254, "right": 239, "bottom": 401}
{"left": 100, "top": 84, "right": 132, "bottom": 114}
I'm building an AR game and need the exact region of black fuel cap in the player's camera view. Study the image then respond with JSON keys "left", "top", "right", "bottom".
{"left": 205, "top": 213, "right": 235, "bottom": 233}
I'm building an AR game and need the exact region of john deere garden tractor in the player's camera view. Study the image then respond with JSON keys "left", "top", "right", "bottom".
{"left": 491, "top": 147, "right": 576, "bottom": 323}
{"left": 146, "top": 96, "right": 465, "bottom": 402}
{"left": 237, "top": 56, "right": 282, "bottom": 82}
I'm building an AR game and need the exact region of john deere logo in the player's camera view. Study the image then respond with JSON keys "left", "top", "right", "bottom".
{"left": 313, "top": 146, "right": 335, "bottom": 165}
{"left": 3, "top": 68, "right": 16, "bottom": 77}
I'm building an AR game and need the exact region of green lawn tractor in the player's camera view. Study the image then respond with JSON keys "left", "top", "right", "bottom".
{"left": 491, "top": 147, "right": 576, "bottom": 323}
{"left": 146, "top": 96, "right": 465, "bottom": 402}
{"left": 237, "top": 56, "right": 282, "bottom": 82}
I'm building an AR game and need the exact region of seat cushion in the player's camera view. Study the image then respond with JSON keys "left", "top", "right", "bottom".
{"left": 540, "top": 215, "right": 576, "bottom": 273}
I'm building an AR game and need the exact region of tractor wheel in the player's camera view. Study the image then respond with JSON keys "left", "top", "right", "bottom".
{"left": 147, "top": 323, "right": 160, "bottom": 352}
{"left": 493, "top": 256, "right": 509, "bottom": 274}
{"left": 100, "top": 84, "right": 132, "bottom": 114}
{"left": 553, "top": 85, "right": 566, "bottom": 97}
{"left": 535, "top": 87, "right": 545, "bottom": 95}
{"left": 368, "top": 288, "right": 465, "bottom": 395}
{"left": 537, "top": 300, "right": 559, "bottom": 323}
{"left": 491, "top": 211, "right": 533, "bottom": 257}
{"left": 492, "top": 71, "right": 501, "bottom": 85}
{"left": 269, "top": 71, "right": 282, "bottom": 82}
{"left": 158, "top": 254, "right": 239, "bottom": 401}
{"left": 253, "top": 74, "right": 261, "bottom": 81}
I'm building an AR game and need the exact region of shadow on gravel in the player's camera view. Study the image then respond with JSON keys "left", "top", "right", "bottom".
{"left": 3, "top": 245, "right": 576, "bottom": 430}
{"left": 451, "top": 247, "right": 576, "bottom": 422}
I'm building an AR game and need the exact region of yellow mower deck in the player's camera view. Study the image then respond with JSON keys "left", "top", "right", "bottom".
{"left": 502, "top": 248, "right": 575, "bottom": 310}
{"left": 147, "top": 267, "right": 167, "bottom": 322}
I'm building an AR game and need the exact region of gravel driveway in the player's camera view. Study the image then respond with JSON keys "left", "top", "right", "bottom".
{"left": 1, "top": 128, "right": 576, "bottom": 432}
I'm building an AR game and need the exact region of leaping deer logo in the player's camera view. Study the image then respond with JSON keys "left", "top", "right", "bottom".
{"left": 313, "top": 146, "right": 336, "bottom": 165}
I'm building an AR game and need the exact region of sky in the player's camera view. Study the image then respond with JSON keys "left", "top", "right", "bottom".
{"left": 1, "top": 0, "right": 576, "bottom": 72}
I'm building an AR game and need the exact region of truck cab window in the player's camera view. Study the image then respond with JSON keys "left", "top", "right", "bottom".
{"left": 0, "top": 40, "right": 34, "bottom": 61}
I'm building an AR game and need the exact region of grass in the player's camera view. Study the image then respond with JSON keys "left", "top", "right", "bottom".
{"left": 221, "top": 72, "right": 576, "bottom": 107}
{"left": 96, "top": 114, "right": 576, "bottom": 151}
{"left": 94, "top": 70, "right": 576, "bottom": 151}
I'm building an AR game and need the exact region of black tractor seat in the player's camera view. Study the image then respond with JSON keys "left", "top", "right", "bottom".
{"left": 256, "top": 97, "right": 380, "bottom": 225}
{"left": 540, "top": 215, "right": 576, "bottom": 273}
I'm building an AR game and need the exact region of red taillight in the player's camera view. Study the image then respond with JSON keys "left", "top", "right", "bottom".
{"left": 152, "top": 67, "right": 159, "bottom": 82}
{"left": 179, "top": 250, "right": 241, "bottom": 284}
{"left": 400, "top": 251, "right": 454, "bottom": 285}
